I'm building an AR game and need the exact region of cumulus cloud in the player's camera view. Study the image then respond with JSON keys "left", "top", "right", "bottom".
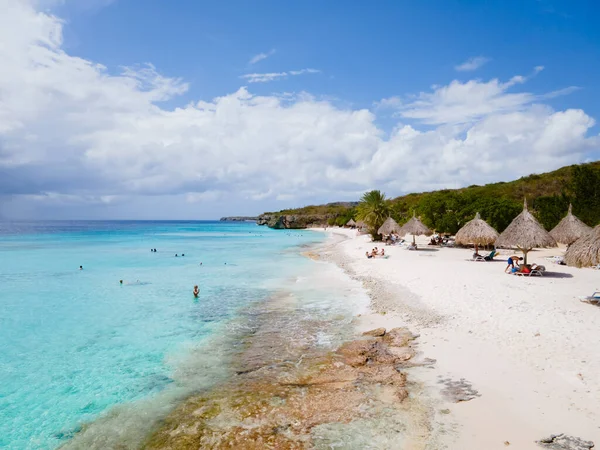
{"left": 0, "top": 0, "right": 598, "bottom": 219}
{"left": 248, "top": 49, "right": 276, "bottom": 65}
{"left": 455, "top": 56, "right": 490, "bottom": 72}
{"left": 240, "top": 68, "right": 320, "bottom": 83}
{"left": 378, "top": 67, "right": 572, "bottom": 126}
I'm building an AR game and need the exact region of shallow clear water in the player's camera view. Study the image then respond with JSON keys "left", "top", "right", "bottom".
{"left": 0, "top": 221, "right": 367, "bottom": 449}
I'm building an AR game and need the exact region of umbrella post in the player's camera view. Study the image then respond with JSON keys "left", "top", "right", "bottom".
{"left": 518, "top": 246, "right": 531, "bottom": 265}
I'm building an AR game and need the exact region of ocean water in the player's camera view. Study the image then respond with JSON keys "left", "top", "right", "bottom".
{"left": 0, "top": 221, "right": 368, "bottom": 449}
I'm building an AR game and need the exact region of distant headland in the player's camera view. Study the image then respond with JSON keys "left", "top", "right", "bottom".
{"left": 219, "top": 216, "right": 258, "bottom": 222}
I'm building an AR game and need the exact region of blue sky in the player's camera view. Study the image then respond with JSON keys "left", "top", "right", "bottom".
{"left": 55, "top": 0, "right": 600, "bottom": 118}
{"left": 1, "top": 0, "right": 599, "bottom": 219}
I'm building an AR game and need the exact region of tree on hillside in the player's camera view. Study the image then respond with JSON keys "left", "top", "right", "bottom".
{"left": 356, "top": 190, "right": 391, "bottom": 240}
{"left": 570, "top": 165, "right": 600, "bottom": 225}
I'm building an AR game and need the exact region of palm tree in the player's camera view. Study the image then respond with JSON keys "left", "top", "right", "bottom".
{"left": 356, "top": 190, "right": 391, "bottom": 239}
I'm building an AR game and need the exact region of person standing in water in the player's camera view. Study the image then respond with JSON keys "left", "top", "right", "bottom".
{"left": 193, "top": 285, "right": 199, "bottom": 298}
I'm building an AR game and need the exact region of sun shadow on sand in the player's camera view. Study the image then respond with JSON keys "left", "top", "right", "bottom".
{"left": 542, "top": 272, "right": 574, "bottom": 279}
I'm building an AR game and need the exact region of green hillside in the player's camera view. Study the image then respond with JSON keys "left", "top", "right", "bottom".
{"left": 265, "top": 162, "right": 600, "bottom": 233}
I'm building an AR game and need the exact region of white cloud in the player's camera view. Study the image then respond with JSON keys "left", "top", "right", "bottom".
{"left": 248, "top": 49, "right": 275, "bottom": 65}
{"left": 379, "top": 68, "right": 569, "bottom": 125}
{"left": 240, "top": 68, "right": 320, "bottom": 83}
{"left": 0, "top": 0, "right": 598, "bottom": 219}
{"left": 455, "top": 56, "right": 490, "bottom": 72}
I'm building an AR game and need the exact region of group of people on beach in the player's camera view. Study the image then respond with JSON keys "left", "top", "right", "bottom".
{"left": 366, "top": 247, "right": 385, "bottom": 259}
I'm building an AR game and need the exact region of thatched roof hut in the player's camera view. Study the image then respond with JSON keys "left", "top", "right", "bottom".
{"left": 346, "top": 219, "right": 356, "bottom": 227}
{"left": 565, "top": 225, "right": 600, "bottom": 267}
{"left": 355, "top": 220, "right": 367, "bottom": 230}
{"left": 549, "top": 204, "right": 591, "bottom": 245}
{"left": 495, "top": 198, "right": 557, "bottom": 263}
{"left": 377, "top": 217, "right": 402, "bottom": 236}
{"left": 399, "top": 214, "right": 432, "bottom": 244}
{"left": 455, "top": 212, "right": 499, "bottom": 250}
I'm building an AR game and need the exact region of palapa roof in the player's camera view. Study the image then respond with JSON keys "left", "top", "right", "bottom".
{"left": 455, "top": 212, "right": 499, "bottom": 246}
{"left": 565, "top": 225, "right": 600, "bottom": 267}
{"left": 346, "top": 219, "right": 356, "bottom": 226}
{"left": 399, "top": 214, "right": 432, "bottom": 237}
{"left": 355, "top": 220, "right": 366, "bottom": 229}
{"left": 495, "top": 199, "right": 557, "bottom": 250}
{"left": 377, "top": 217, "right": 402, "bottom": 236}
{"left": 549, "top": 204, "right": 591, "bottom": 245}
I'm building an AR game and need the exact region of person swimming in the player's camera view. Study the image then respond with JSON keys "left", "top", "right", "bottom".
{"left": 193, "top": 285, "right": 199, "bottom": 297}
{"left": 79, "top": 265, "right": 83, "bottom": 270}
{"left": 120, "top": 280, "right": 123, "bottom": 285}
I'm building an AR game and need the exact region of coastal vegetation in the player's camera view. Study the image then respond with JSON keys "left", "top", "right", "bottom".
{"left": 261, "top": 162, "right": 600, "bottom": 233}
{"left": 355, "top": 190, "right": 391, "bottom": 238}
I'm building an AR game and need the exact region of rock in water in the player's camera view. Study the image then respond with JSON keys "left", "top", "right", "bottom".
{"left": 537, "top": 434, "right": 594, "bottom": 450}
{"left": 438, "top": 377, "right": 480, "bottom": 403}
{"left": 383, "top": 327, "right": 417, "bottom": 347}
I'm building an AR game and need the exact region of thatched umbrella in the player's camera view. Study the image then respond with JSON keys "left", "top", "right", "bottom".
{"left": 346, "top": 218, "right": 356, "bottom": 228}
{"left": 495, "top": 198, "right": 556, "bottom": 264}
{"left": 377, "top": 217, "right": 402, "bottom": 236}
{"left": 565, "top": 225, "right": 600, "bottom": 267}
{"left": 549, "top": 204, "right": 591, "bottom": 245}
{"left": 356, "top": 220, "right": 367, "bottom": 230}
{"left": 455, "top": 212, "right": 499, "bottom": 253}
{"left": 399, "top": 214, "right": 432, "bottom": 245}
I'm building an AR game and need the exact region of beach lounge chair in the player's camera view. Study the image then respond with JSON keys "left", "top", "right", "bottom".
{"left": 579, "top": 292, "right": 600, "bottom": 304}
{"left": 471, "top": 249, "right": 498, "bottom": 262}
{"left": 514, "top": 265, "right": 545, "bottom": 276}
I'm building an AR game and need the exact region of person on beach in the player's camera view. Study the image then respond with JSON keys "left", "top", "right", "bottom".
{"left": 505, "top": 255, "right": 522, "bottom": 273}
{"left": 366, "top": 251, "right": 373, "bottom": 259}
{"left": 193, "top": 285, "right": 199, "bottom": 297}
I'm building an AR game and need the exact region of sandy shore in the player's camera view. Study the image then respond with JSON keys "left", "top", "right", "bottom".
{"left": 317, "top": 227, "right": 600, "bottom": 449}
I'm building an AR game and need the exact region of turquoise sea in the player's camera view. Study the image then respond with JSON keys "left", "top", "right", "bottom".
{"left": 0, "top": 221, "right": 367, "bottom": 449}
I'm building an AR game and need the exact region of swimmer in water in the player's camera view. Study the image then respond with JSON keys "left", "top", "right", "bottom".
{"left": 193, "top": 285, "right": 199, "bottom": 297}
{"left": 120, "top": 280, "right": 123, "bottom": 285}
{"left": 79, "top": 265, "right": 83, "bottom": 270}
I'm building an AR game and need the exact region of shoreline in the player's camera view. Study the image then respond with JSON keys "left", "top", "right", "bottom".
{"left": 140, "top": 232, "right": 436, "bottom": 449}
{"left": 317, "top": 227, "right": 600, "bottom": 449}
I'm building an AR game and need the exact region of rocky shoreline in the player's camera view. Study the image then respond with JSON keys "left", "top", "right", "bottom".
{"left": 141, "top": 235, "right": 434, "bottom": 449}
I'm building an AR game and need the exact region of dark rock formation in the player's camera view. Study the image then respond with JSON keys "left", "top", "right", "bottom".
{"left": 537, "top": 434, "right": 595, "bottom": 450}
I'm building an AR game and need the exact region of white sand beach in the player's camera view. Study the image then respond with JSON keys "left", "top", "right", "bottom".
{"left": 318, "top": 227, "right": 600, "bottom": 449}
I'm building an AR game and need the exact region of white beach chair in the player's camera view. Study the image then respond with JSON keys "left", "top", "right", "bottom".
{"left": 579, "top": 292, "right": 600, "bottom": 304}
